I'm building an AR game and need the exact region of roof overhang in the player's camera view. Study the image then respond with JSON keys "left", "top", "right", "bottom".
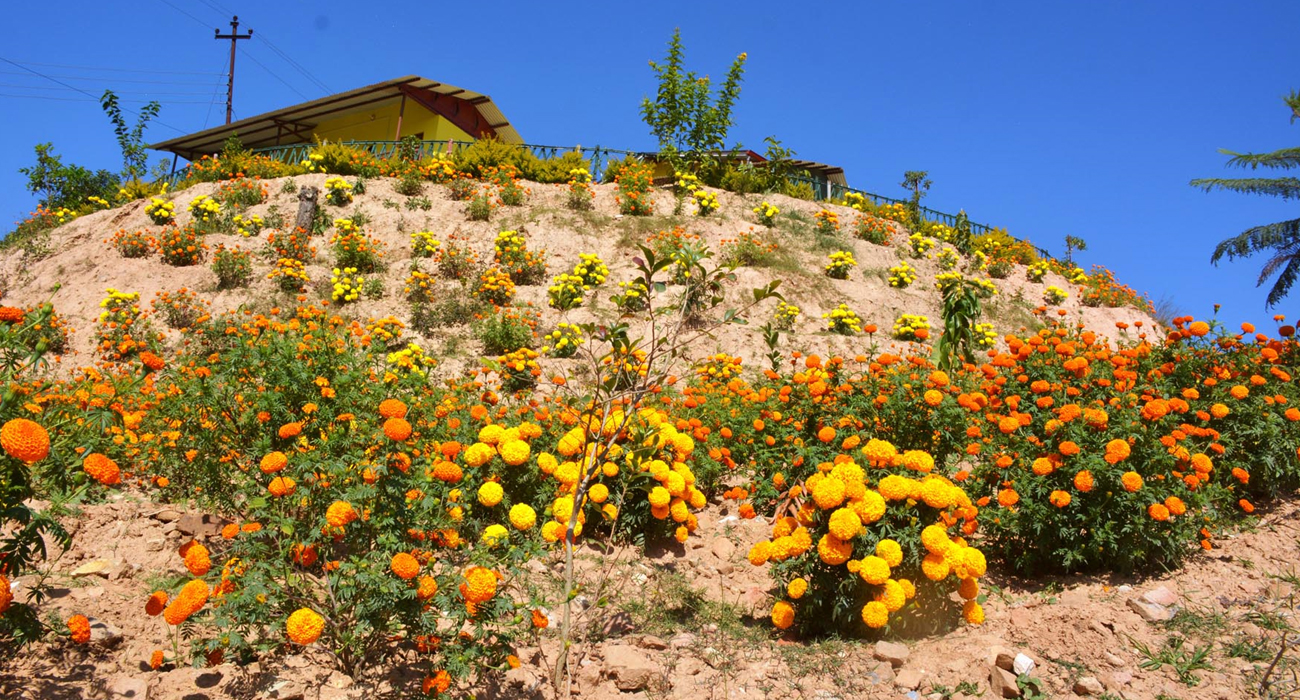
{"left": 149, "top": 75, "right": 522, "bottom": 160}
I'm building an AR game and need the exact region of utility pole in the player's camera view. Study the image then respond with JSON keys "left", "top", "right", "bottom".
{"left": 215, "top": 16, "right": 253, "bottom": 125}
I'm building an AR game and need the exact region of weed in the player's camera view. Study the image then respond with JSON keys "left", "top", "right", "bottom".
{"left": 1133, "top": 636, "right": 1212, "bottom": 685}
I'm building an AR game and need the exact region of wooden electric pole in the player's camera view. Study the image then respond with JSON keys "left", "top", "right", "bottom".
{"left": 215, "top": 16, "right": 253, "bottom": 125}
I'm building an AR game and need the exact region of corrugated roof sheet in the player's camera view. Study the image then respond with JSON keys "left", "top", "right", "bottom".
{"left": 149, "top": 75, "right": 521, "bottom": 160}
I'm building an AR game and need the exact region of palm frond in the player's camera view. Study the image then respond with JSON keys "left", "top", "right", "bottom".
{"left": 1189, "top": 177, "right": 1300, "bottom": 200}
{"left": 1220, "top": 147, "right": 1300, "bottom": 171}
{"left": 1210, "top": 217, "right": 1300, "bottom": 264}
{"left": 1266, "top": 256, "right": 1300, "bottom": 308}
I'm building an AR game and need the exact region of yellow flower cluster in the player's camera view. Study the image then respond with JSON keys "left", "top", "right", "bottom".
{"left": 145, "top": 197, "right": 176, "bottom": 224}
{"left": 970, "top": 250, "right": 989, "bottom": 272}
{"left": 674, "top": 171, "right": 700, "bottom": 193}
{"left": 568, "top": 168, "right": 592, "bottom": 184}
{"left": 692, "top": 189, "right": 719, "bottom": 215}
{"left": 187, "top": 195, "right": 221, "bottom": 223}
{"left": 366, "top": 316, "right": 405, "bottom": 346}
{"left": 97, "top": 288, "right": 140, "bottom": 324}
{"left": 753, "top": 201, "right": 779, "bottom": 225}
{"left": 823, "top": 303, "right": 863, "bottom": 335}
{"left": 385, "top": 342, "right": 436, "bottom": 381}
{"left": 299, "top": 152, "right": 325, "bottom": 171}
{"left": 404, "top": 270, "right": 435, "bottom": 304}
{"left": 909, "top": 232, "right": 936, "bottom": 258}
{"left": 824, "top": 251, "right": 858, "bottom": 280}
{"left": 1027, "top": 260, "right": 1049, "bottom": 282}
{"left": 936, "top": 247, "right": 960, "bottom": 270}
{"left": 547, "top": 272, "right": 587, "bottom": 311}
{"left": 814, "top": 209, "right": 840, "bottom": 234}
{"left": 410, "top": 231, "right": 440, "bottom": 258}
{"left": 694, "top": 353, "right": 743, "bottom": 383}
{"left": 331, "top": 267, "right": 364, "bottom": 303}
{"left": 475, "top": 267, "right": 516, "bottom": 306}
{"left": 497, "top": 347, "right": 541, "bottom": 391}
{"left": 1044, "top": 285, "right": 1069, "bottom": 305}
{"left": 572, "top": 254, "right": 609, "bottom": 287}
{"left": 844, "top": 192, "right": 869, "bottom": 212}
{"left": 323, "top": 176, "right": 354, "bottom": 205}
{"left": 268, "top": 258, "right": 308, "bottom": 292}
{"left": 542, "top": 322, "right": 585, "bottom": 358}
{"left": 233, "top": 214, "right": 264, "bottom": 237}
{"left": 893, "top": 313, "right": 931, "bottom": 341}
{"left": 774, "top": 301, "right": 801, "bottom": 330}
{"left": 1067, "top": 267, "right": 1088, "bottom": 284}
{"left": 974, "top": 322, "right": 998, "bottom": 348}
{"left": 888, "top": 262, "right": 917, "bottom": 288}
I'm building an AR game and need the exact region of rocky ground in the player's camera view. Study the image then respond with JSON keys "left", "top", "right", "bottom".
{"left": 3, "top": 492, "right": 1298, "bottom": 700}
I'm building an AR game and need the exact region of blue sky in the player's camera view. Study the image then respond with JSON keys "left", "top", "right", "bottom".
{"left": 2, "top": 1, "right": 1298, "bottom": 328}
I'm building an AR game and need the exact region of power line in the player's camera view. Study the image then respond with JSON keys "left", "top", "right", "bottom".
{"left": 4, "top": 60, "right": 223, "bottom": 77}
{"left": 0, "top": 69, "right": 225, "bottom": 86}
{"left": 256, "top": 34, "right": 331, "bottom": 94}
{"left": 155, "top": 0, "right": 212, "bottom": 29}
{"left": 0, "top": 92, "right": 212, "bottom": 104}
{"left": 202, "top": 56, "right": 227, "bottom": 129}
{"left": 194, "top": 0, "right": 234, "bottom": 20}
{"left": 238, "top": 46, "right": 308, "bottom": 101}
{"left": 0, "top": 56, "right": 186, "bottom": 133}
{"left": 0, "top": 82, "right": 216, "bottom": 96}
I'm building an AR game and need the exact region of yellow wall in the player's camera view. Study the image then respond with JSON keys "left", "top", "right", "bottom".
{"left": 311, "top": 100, "right": 472, "bottom": 143}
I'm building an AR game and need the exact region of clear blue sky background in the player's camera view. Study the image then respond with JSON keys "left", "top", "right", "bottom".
{"left": 2, "top": 1, "right": 1298, "bottom": 328}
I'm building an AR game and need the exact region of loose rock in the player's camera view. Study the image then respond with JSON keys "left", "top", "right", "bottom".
{"left": 873, "top": 640, "right": 910, "bottom": 668}
{"left": 1127, "top": 597, "right": 1175, "bottom": 622}
{"left": 1073, "top": 677, "right": 1104, "bottom": 696}
{"left": 989, "top": 665, "right": 1021, "bottom": 698}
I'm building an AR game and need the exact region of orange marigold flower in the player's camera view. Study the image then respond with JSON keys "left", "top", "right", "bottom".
{"left": 183, "top": 543, "right": 212, "bottom": 576}
{"left": 422, "top": 670, "right": 451, "bottom": 695}
{"left": 1232, "top": 467, "right": 1249, "bottom": 484}
{"left": 1120, "top": 471, "right": 1143, "bottom": 492}
{"left": 140, "top": 351, "right": 166, "bottom": 372}
{"left": 771, "top": 600, "right": 795, "bottom": 630}
{"left": 1, "top": 418, "right": 51, "bottom": 463}
{"left": 150, "top": 649, "right": 165, "bottom": 670}
{"left": 1148, "top": 503, "right": 1170, "bottom": 521}
{"left": 259, "top": 451, "right": 287, "bottom": 473}
{"left": 997, "top": 488, "right": 1019, "bottom": 507}
{"left": 378, "top": 398, "right": 408, "bottom": 418}
{"left": 145, "top": 590, "right": 168, "bottom": 616}
{"left": 1165, "top": 496, "right": 1187, "bottom": 516}
{"left": 384, "top": 417, "right": 412, "bottom": 441}
{"left": 0, "top": 575, "right": 11, "bottom": 614}
{"left": 532, "top": 608, "right": 550, "bottom": 628}
{"left": 1104, "top": 439, "right": 1131, "bottom": 463}
{"left": 163, "top": 579, "right": 210, "bottom": 625}
{"left": 1239, "top": 499, "right": 1255, "bottom": 514}
{"left": 1187, "top": 321, "right": 1210, "bottom": 337}
{"left": 462, "top": 566, "right": 498, "bottom": 604}
{"left": 326, "top": 501, "right": 358, "bottom": 527}
{"left": 268, "top": 476, "right": 296, "bottom": 497}
{"left": 82, "top": 453, "right": 122, "bottom": 485}
{"left": 286, "top": 608, "right": 325, "bottom": 645}
{"left": 67, "top": 614, "right": 91, "bottom": 644}
{"left": 1074, "top": 470, "right": 1094, "bottom": 492}
{"left": 221, "top": 523, "right": 240, "bottom": 539}
{"left": 1230, "top": 385, "right": 1249, "bottom": 400}
{"left": 391, "top": 552, "right": 420, "bottom": 580}
{"left": 278, "top": 421, "right": 303, "bottom": 439}
{"left": 1049, "top": 490, "right": 1071, "bottom": 508}
{"left": 0, "top": 306, "right": 24, "bottom": 323}
{"left": 816, "top": 426, "right": 836, "bottom": 443}
{"left": 1058, "top": 441, "right": 1080, "bottom": 456}
{"left": 416, "top": 575, "right": 438, "bottom": 600}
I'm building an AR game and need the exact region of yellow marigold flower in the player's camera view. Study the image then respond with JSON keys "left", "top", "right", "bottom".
{"left": 875, "top": 539, "right": 903, "bottom": 567}
{"left": 898, "top": 578, "right": 916, "bottom": 600}
{"left": 900, "top": 450, "right": 935, "bottom": 473}
{"left": 879, "top": 579, "right": 906, "bottom": 612}
{"left": 477, "top": 481, "right": 504, "bottom": 507}
{"left": 860, "top": 438, "right": 897, "bottom": 466}
{"left": 787, "top": 577, "right": 808, "bottom": 599}
{"left": 286, "top": 608, "right": 325, "bottom": 644}
{"left": 861, "top": 601, "right": 889, "bottom": 629}
{"left": 878, "top": 474, "right": 912, "bottom": 501}
{"left": 664, "top": 471, "right": 687, "bottom": 497}
{"left": 748, "top": 541, "right": 772, "bottom": 566}
{"left": 499, "top": 439, "right": 530, "bottom": 466}
{"left": 554, "top": 461, "right": 580, "bottom": 485}
{"left": 768, "top": 535, "right": 797, "bottom": 561}
{"left": 482, "top": 524, "right": 509, "bottom": 546}
{"left": 963, "top": 600, "right": 985, "bottom": 625}
{"left": 811, "top": 476, "right": 846, "bottom": 509}
{"left": 648, "top": 486, "right": 671, "bottom": 508}
{"left": 818, "top": 534, "right": 854, "bottom": 565}
{"left": 920, "top": 524, "right": 951, "bottom": 554}
{"left": 509, "top": 503, "right": 537, "bottom": 530}
{"left": 919, "top": 479, "right": 953, "bottom": 509}
{"left": 541, "top": 520, "right": 563, "bottom": 542}
{"left": 669, "top": 499, "right": 690, "bottom": 522}
{"left": 463, "top": 442, "right": 495, "bottom": 467}
{"left": 827, "top": 507, "right": 861, "bottom": 540}
{"left": 921, "top": 552, "right": 950, "bottom": 581}
{"left": 851, "top": 490, "right": 887, "bottom": 524}
{"left": 771, "top": 600, "right": 795, "bottom": 630}
{"left": 674, "top": 525, "right": 689, "bottom": 543}
{"left": 858, "top": 555, "right": 891, "bottom": 585}
{"left": 391, "top": 552, "right": 420, "bottom": 580}
{"left": 537, "top": 452, "right": 558, "bottom": 474}
{"left": 959, "top": 577, "right": 980, "bottom": 601}
{"left": 557, "top": 428, "right": 585, "bottom": 456}
{"left": 478, "top": 424, "right": 505, "bottom": 445}
{"left": 552, "top": 496, "right": 575, "bottom": 523}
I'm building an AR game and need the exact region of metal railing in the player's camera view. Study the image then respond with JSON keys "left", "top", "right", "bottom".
{"left": 169, "top": 139, "right": 1033, "bottom": 249}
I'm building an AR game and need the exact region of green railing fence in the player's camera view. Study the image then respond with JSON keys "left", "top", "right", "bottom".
{"left": 169, "top": 139, "right": 1044, "bottom": 253}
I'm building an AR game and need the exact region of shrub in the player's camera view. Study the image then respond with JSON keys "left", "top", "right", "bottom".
{"left": 467, "top": 192, "right": 494, "bottom": 221}
{"left": 216, "top": 178, "right": 268, "bottom": 210}
{"left": 151, "top": 288, "right": 209, "bottom": 330}
{"left": 547, "top": 273, "right": 586, "bottom": 311}
{"left": 409, "top": 295, "right": 485, "bottom": 332}
{"left": 774, "top": 301, "right": 800, "bottom": 330}
{"left": 437, "top": 236, "right": 478, "bottom": 281}
{"left": 212, "top": 245, "right": 253, "bottom": 289}
{"left": 613, "top": 279, "right": 650, "bottom": 313}
{"left": 331, "top": 220, "right": 384, "bottom": 273}
{"left": 824, "top": 251, "right": 857, "bottom": 280}
{"left": 527, "top": 150, "right": 591, "bottom": 184}
{"left": 572, "top": 254, "right": 609, "bottom": 287}
{"left": 1043, "top": 285, "right": 1069, "bottom": 305}
{"left": 265, "top": 230, "right": 317, "bottom": 263}
{"left": 719, "top": 231, "right": 778, "bottom": 268}
{"left": 404, "top": 270, "right": 437, "bottom": 304}
{"left": 94, "top": 288, "right": 156, "bottom": 361}
{"left": 410, "top": 230, "right": 440, "bottom": 259}
{"left": 987, "top": 259, "right": 1014, "bottom": 279}
{"left": 692, "top": 189, "right": 719, "bottom": 216}
{"left": 111, "top": 229, "right": 153, "bottom": 258}
{"left": 485, "top": 165, "right": 529, "bottom": 206}
{"left": 187, "top": 194, "right": 221, "bottom": 225}
{"left": 854, "top": 215, "right": 892, "bottom": 245}
{"left": 495, "top": 347, "right": 541, "bottom": 392}
{"left": 447, "top": 177, "right": 477, "bottom": 201}
{"left": 614, "top": 161, "right": 655, "bottom": 216}
{"left": 1027, "top": 260, "right": 1049, "bottom": 282}
{"left": 935, "top": 247, "right": 960, "bottom": 270}
{"left": 493, "top": 230, "right": 547, "bottom": 285}
{"left": 823, "top": 304, "right": 863, "bottom": 335}
{"left": 452, "top": 137, "right": 537, "bottom": 178}
{"left": 323, "top": 176, "right": 355, "bottom": 206}
{"left": 156, "top": 226, "right": 206, "bottom": 266}
{"left": 475, "top": 306, "right": 537, "bottom": 354}
{"left": 233, "top": 214, "right": 265, "bottom": 237}
{"left": 269, "top": 258, "right": 309, "bottom": 292}
{"left": 395, "top": 171, "right": 424, "bottom": 197}
{"left": 888, "top": 262, "right": 917, "bottom": 288}
{"left": 475, "top": 267, "right": 516, "bottom": 306}
{"left": 145, "top": 197, "right": 175, "bottom": 225}
{"left": 892, "top": 314, "right": 931, "bottom": 341}
{"left": 909, "top": 233, "right": 936, "bottom": 258}
{"left": 330, "top": 267, "right": 364, "bottom": 303}
{"left": 753, "top": 201, "right": 779, "bottom": 227}
{"left": 566, "top": 169, "right": 595, "bottom": 211}
{"left": 541, "top": 322, "right": 585, "bottom": 358}
{"left": 813, "top": 210, "right": 839, "bottom": 236}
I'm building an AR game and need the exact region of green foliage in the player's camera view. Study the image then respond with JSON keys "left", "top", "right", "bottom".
{"left": 474, "top": 307, "right": 536, "bottom": 355}
{"left": 934, "top": 276, "right": 993, "bottom": 371}
{"left": 901, "top": 170, "right": 932, "bottom": 220}
{"left": 99, "top": 89, "right": 160, "bottom": 183}
{"left": 640, "top": 28, "right": 748, "bottom": 160}
{"left": 452, "top": 138, "right": 536, "bottom": 179}
{"left": 17, "top": 143, "right": 119, "bottom": 211}
{"left": 212, "top": 245, "right": 253, "bottom": 289}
